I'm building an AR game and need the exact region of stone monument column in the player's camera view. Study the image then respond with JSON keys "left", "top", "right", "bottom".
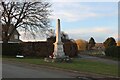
{"left": 53, "top": 19, "right": 65, "bottom": 58}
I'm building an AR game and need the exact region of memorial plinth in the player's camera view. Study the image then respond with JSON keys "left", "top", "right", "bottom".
{"left": 53, "top": 19, "right": 65, "bottom": 59}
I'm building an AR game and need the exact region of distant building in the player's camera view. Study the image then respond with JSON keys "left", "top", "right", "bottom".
{"left": 92, "top": 43, "right": 105, "bottom": 50}
{"left": 0, "top": 24, "right": 22, "bottom": 43}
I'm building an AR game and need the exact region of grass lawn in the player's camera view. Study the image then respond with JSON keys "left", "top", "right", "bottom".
{"left": 3, "top": 56, "right": 118, "bottom": 77}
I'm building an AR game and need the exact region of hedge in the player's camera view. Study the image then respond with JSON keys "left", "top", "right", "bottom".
{"left": 105, "top": 46, "right": 120, "bottom": 58}
{"left": 2, "top": 41, "right": 78, "bottom": 57}
{"left": 2, "top": 43, "right": 20, "bottom": 56}
{"left": 21, "top": 41, "right": 78, "bottom": 57}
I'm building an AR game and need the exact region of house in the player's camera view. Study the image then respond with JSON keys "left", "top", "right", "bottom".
{"left": 92, "top": 43, "right": 105, "bottom": 51}
{"left": 0, "top": 24, "right": 22, "bottom": 43}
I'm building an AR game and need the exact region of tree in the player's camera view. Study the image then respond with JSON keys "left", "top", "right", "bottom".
{"left": 46, "top": 29, "right": 55, "bottom": 38}
{"left": 104, "top": 46, "right": 120, "bottom": 57}
{"left": 61, "top": 31, "right": 69, "bottom": 40}
{"left": 47, "top": 30, "right": 69, "bottom": 42}
{"left": 1, "top": 1, "right": 51, "bottom": 43}
{"left": 117, "top": 40, "right": 120, "bottom": 46}
{"left": 88, "top": 37, "right": 96, "bottom": 50}
{"left": 103, "top": 37, "right": 116, "bottom": 49}
{"left": 75, "top": 39, "right": 88, "bottom": 51}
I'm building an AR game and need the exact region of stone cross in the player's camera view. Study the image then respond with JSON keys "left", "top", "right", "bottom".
{"left": 53, "top": 19, "right": 65, "bottom": 58}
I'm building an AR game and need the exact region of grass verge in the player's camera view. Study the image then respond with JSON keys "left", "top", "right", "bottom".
{"left": 2, "top": 56, "right": 118, "bottom": 77}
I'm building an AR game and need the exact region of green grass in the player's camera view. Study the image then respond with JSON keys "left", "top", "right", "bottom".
{"left": 3, "top": 56, "right": 118, "bottom": 77}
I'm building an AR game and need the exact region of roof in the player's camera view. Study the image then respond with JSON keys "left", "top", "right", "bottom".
{"left": 92, "top": 43, "right": 105, "bottom": 50}
{"left": 2, "top": 24, "right": 20, "bottom": 36}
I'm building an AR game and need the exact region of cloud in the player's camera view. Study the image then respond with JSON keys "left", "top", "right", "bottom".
{"left": 50, "top": 2, "right": 117, "bottom": 22}
{"left": 50, "top": 11, "right": 99, "bottom": 22}
{"left": 64, "top": 26, "right": 118, "bottom": 42}
{"left": 65, "top": 27, "right": 115, "bottom": 34}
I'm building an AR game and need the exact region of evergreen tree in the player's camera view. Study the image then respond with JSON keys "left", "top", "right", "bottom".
{"left": 103, "top": 37, "right": 116, "bottom": 49}
{"left": 88, "top": 37, "right": 96, "bottom": 50}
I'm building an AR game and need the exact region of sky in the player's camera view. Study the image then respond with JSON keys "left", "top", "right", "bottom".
{"left": 20, "top": 1, "right": 118, "bottom": 43}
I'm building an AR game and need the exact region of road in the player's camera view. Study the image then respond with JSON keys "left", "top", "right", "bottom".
{"left": 79, "top": 54, "right": 118, "bottom": 65}
{"left": 2, "top": 61, "right": 81, "bottom": 78}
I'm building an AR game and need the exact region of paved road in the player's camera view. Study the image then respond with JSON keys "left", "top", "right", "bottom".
{"left": 2, "top": 61, "right": 81, "bottom": 78}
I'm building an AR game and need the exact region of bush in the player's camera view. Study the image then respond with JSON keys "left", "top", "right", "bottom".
{"left": 105, "top": 46, "right": 120, "bottom": 58}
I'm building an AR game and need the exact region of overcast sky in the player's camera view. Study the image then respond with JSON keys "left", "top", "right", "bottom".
{"left": 20, "top": 1, "right": 118, "bottom": 43}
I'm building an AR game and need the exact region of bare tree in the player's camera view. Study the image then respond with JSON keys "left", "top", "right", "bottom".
{"left": 1, "top": 1, "right": 51, "bottom": 43}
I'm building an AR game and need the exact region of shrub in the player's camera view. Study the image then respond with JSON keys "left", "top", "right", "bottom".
{"left": 105, "top": 46, "right": 120, "bottom": 58}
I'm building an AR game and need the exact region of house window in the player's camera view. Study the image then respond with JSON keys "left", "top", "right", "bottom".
{"left": 14, "top": 35, "right": 18, "bottom": 39}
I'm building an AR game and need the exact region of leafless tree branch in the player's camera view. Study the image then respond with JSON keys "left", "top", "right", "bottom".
{"left": 1, "top": 1, "right": 51, "bottom": 43}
